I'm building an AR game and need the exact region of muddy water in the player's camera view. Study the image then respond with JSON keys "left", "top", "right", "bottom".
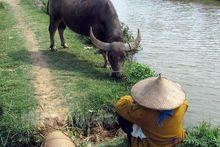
{"left": 112, "top": 0, "right": 220, "bottom": 125}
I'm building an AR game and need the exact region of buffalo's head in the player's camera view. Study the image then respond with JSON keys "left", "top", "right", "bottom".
{"left": 90, "top": 27, "right": 141, "bottom": 79}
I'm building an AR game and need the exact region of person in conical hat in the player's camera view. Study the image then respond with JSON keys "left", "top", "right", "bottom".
{"left": 115, "top": 75, "right": 189, "bottom": 147}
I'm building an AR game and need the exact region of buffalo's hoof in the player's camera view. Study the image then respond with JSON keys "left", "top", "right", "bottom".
{"left": 62, "top": 43, "right": 68, "bottom": 49}
{"left": 50, "top": 48, "right": 57, "bottom": 52}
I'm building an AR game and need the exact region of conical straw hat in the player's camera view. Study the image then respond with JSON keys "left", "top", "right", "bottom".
{"left": 42, "top": 131, "right": 76, "bottom": 147}
{"left": 131, "top": 75, "right": 186, "bottom": 110}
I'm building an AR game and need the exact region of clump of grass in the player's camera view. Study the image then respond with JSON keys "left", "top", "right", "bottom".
{"left": 121, "top": 22, "right": 134, "bottom": 43}
{"left": 183, "top": 122, "right": 220, "bottom": 146}
{"left": 40, "top": 1, "right": 48, "bottom": 14}
{"left": 124, "top": 62, "right": 157, "bottom": 87}
{"left": 0, "top": 2, "right": 9, "bottom": 9}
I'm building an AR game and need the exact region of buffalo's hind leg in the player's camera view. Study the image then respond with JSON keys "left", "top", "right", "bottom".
{"left": 58, "top": 22, "right": 68, "bottom": 48}
{"left": 49, "top": 17, "right": 59, "bottom": 52}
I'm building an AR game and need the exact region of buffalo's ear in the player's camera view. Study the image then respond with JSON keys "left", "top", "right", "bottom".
{"left": 90, "top": 27, "right": 111, "bottom": 52}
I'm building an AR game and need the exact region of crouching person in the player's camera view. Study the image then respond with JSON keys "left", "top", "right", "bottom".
{"left": 115, "top": 75, "right": 189, "bottom": 147}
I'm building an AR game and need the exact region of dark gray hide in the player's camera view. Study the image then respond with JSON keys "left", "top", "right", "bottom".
{"left": 48, "top": 0, "right": 141, "bottom": 78}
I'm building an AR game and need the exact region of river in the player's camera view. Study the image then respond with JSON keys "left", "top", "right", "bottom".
{"left": 112, "top": 0, "right": 220, "bottom": 125}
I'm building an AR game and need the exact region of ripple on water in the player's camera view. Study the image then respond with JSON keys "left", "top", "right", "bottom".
{"left": 112, "top": 0, "right": 220, "bottom": 125}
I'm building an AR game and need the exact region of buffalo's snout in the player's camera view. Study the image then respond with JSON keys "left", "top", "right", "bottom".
{"left": 111, "top": 72, "right": 124, "bottom": 79}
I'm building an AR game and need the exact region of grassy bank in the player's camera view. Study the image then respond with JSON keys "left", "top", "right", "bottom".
{"left": 0, "top": 2, "right": 39, "bottom": 146}
{"left": 3, "top": 0, "right": 220, "bottom": 146}
{"left": 21, "top": 0, "right": 156, "bottom": 145}
{"left": 183, "top": 122, "right": 220, "bottom": 146}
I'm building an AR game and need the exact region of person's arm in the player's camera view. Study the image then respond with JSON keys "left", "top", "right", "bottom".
{"left": 115, "top": 95, "right": 146, "bottom": 125}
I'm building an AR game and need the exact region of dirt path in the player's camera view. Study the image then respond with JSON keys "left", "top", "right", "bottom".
{"left": 4, "top": 0, "right": 69, "bottom": 134}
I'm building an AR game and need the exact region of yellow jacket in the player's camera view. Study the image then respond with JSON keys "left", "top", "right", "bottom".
{"left": 115, "top": 95, "right": 189, "bottom": 147}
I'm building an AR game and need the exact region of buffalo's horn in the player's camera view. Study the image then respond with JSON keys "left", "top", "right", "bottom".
{"left": 90, "top": 27, "right": 110, "bottom": 52}
{"left": 125, "top": 29, "right": 141, "bottom": 51}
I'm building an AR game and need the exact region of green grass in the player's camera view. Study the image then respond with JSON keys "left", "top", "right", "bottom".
{"left": 20, "top": 0, "right": 156, "bottom": 144}
{"left": 183, "top": 122, "right": 220, "bottom": 147}
{"left": 97, "top": 123, "right": 220, "bottom": 147}
{"left": 91, "top": 137, "right": 130, "bottom": 147}
{"left": 0, "top": 2, "right": 39, "bottom": 146}
{"left": 20, "top": 1, "right": 220, "bottom": 147}
{"left": 1, "top": 0, "right": 220, "bottom": 146}
{"left": 173, "top": 0, "right": 220, "bottom": 6}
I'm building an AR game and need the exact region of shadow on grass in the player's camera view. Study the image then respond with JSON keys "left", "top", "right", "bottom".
{"left": 0, "top": 105, "right": 3, "bottom": 117}
{"left": 8, "top": 49, "right": 121, "bottom": 82}
{"left": 9, "top": 49, "right": 128, "bottom": 136}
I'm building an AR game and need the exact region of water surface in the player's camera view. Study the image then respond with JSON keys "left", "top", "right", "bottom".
{"left": 112, "top": 0, "right": 220, "bottom": 125}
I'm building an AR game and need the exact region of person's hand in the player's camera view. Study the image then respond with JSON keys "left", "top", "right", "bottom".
{"left": 132, "top": 98, "right": 137, "bottom": 104}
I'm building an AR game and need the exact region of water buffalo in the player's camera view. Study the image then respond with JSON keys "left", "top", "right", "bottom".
{"left": 48, "top": 0, "right": 141, "bottom": 78}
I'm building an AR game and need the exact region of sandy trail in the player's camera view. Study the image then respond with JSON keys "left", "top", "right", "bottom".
{"left": 4, "top": 0, "right": 69, "bottom": 134}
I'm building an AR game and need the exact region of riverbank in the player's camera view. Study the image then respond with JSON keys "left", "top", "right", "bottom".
{"left": 175, "top": 0, "right": 220, "bottom": 6}
{"left": 0, "top": 0, "right": 220, "bottom": 146}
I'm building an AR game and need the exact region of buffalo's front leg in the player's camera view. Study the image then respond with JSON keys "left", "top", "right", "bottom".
{"left": 58, "top": 22, "right": 68, "bottom": 48}
{"left": 49, "top": 17, "right": 59, "bottom": 52}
